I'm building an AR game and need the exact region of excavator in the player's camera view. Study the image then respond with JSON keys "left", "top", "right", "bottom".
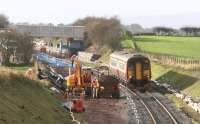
{"left": 65, "top": 57, "right": 83, "bottom": 89}
{"left": 35, "top": 53, "right": 97, "bottom": 112}
{"left": 64, "top": 56, "right": 94, "bottom": 112}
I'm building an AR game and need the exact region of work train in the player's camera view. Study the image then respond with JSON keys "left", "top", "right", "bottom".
{"left": 109, "top": 51, "right": 151, "bottom": 88}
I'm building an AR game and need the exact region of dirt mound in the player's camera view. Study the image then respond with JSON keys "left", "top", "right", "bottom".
{"left": 99, "top": 75, "right": 120, "bottom": 98}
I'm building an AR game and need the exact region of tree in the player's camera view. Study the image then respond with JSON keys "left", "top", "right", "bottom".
{"left": 0, "top": 32, "right": 33, "bottom": 65}
{"left": 153, "top": 27, "right": 176, "bottom": 35}
{"left": 0, "top": 14, "right": 9, "bottom": 28}
{"left": 124, "top": 30, "right": 133, "bottom": 39}
{"left": 73, "top": 16, "right": 122, "bottom": 50}
{"left": 16, "top": 33, "right": 34, "bottom": 64}
{"left": 180, "top": 27, "right": 200, "bottom": 36}
{"left": 0, "top": 32, "right": 17, "bottom": 64}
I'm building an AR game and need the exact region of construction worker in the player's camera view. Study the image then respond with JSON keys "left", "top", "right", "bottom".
{"left": 92, "top": 79, "right": 99, "bottom": 98}
{"left": 91, "top": 80, "right": 95, "bottom": 98}
{"left": 25, "top": 68, "right": 33, "bottom": 79}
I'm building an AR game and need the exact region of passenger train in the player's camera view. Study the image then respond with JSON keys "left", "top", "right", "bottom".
{"left": 109, "top": 51, "right": 151, "bottom": 88}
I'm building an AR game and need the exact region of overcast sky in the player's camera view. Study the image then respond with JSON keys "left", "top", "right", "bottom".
{"left": 0, "top": 0, "right": 200, "bottom": 28}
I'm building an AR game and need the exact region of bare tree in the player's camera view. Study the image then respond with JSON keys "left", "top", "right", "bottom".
{"left": 73, "top": 16, "right": 122, "bottom": 50}
{"left": 0, "top": 32, "right": 17, "bottom": 64}
{"left": 0, "top": 32, "right": 33, "bottom": 65}
{"left": 16, "top": 33, "right": 34, "bottom": 64}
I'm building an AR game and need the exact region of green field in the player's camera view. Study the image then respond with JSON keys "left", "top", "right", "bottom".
{"left": 122, "top": 36, "right": 200, "bottom": 58}
{"left": 0, "top": 68, "right": 71, "bottom": 124}
{"left": 121, "top": 39, "right": 135, "bottom": 49}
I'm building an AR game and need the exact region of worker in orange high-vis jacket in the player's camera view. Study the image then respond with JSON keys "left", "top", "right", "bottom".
{"left": 92, "top": 79, "right": 99, "bottom": 98}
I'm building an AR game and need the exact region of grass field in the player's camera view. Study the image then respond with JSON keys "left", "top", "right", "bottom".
{"left": 121, "top": 36, "right": 200, "bottom": 58}
{"left": 121, "top": 39, "right": 135, "bottom": 49}
{"left": 0, "top": 68, "right": 71, "bottom": 124}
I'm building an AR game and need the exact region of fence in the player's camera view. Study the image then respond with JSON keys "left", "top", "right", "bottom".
{"left": 142, "top": 52, "right": 200, "bottom": 71}
{"left": 132, "top": 42, "right": 200, "bottom": 71}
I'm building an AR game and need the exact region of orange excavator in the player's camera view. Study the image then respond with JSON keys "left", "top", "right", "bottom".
{"left": 65, "top": 57, "right": 84, "bottom": 89}
{"left": 65, "top": 57, "right": 90, "bottom": 112}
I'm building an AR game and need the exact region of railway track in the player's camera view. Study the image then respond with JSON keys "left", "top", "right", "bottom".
{"left": 148, "top": 93, "right": 178, "bottom": 124}
{"left": 120, "top": 83, "right": 178, "bottom": 124}
{"left": 92, "top": 70, "right": 178, "bottom": 124}
{"left": 139, "top": 91, "right": 178, "bottom": 124}
{"left": 35, "top": 54, "right": 183, "bottom": 124}
{"left": 120, "top": 84, "right": 157, "bottom": 124}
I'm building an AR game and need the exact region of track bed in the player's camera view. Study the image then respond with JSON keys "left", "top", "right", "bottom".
{"left": 75, "top": 99, "right": 129, "bottom": 124}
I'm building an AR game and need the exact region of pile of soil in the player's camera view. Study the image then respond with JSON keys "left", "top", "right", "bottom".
{"left": 98, "top": 75, "right": 120, "bottom": 98}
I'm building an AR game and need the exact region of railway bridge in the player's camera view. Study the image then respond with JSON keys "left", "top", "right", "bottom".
{"left": 15, "top": 24, "right": 85, "bottom": 40}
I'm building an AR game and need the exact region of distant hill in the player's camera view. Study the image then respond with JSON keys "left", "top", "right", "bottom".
{"left": 0, "top": 68, "right": 71, "bottom": 124}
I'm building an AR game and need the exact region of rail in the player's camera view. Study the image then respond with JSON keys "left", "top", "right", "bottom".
{"left": 148, "top": 92, "right": 178, "bottom": 124}
{"left": 120, "top": 84, "right": 157, "bottom": 124}
{"left": 120, "top": 82, "right": 179, "bottom": 124}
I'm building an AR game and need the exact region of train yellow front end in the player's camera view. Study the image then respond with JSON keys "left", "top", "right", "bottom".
{"left": 110, "top": 51, "right": 151, "bottom": 88}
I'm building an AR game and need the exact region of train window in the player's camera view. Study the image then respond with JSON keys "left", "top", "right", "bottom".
{"left": 111, "top": 59, "right": 117, "bottom": 67}
{"left": 129, "top": 65, "right": 135, "bottom": 70}
{"left": 143, "top": 63, "right": 149, "bottom": 69}
{"left": 119, "top": 63, "right": 125, "bottom": 70}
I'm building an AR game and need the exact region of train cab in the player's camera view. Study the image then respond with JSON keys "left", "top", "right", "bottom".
{"left": 110, "top": 51, "right": 151, "bottom": 87}
{"left": 127, "top": 55, "right": 151, "bottom": 86}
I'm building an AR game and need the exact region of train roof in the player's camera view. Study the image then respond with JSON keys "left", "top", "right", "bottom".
{"left": 110, "top": 51, "right": 148, "bottom": 62}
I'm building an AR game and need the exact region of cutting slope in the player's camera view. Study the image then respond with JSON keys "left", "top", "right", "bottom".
{"left": 0, "top": 68, "right": 71, "bottom": 124}
{"left": 152, "top": 63, "right": 200, "bottom": 99}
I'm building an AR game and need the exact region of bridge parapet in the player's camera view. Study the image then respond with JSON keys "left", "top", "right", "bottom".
{"left": 15, "top": 24, "right": 85, "bottom": 40}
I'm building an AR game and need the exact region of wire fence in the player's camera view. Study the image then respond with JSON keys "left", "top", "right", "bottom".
{"left": 132, "top": 42, "right": 200, "bottom": 71}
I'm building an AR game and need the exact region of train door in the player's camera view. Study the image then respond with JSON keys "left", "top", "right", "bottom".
{"left": 135, "top": 62, "right": 142, "bottom": 80}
